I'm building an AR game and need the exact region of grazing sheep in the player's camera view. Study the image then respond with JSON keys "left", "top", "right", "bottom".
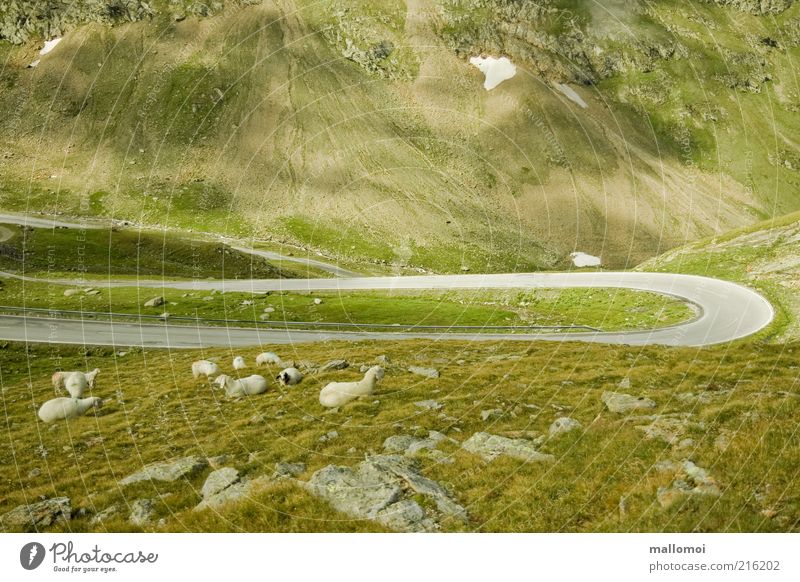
{"left": 256, "top": 352, "right": 282, "bottom": 367}
{"left": 233, "top": 356, "right": 247, "bottom": 371}
{"left": 277, "top": 367, "right": 303, "bottom": 386}
{"left": 85, "top": 368, "right": 100, "bottom": 388}
{"left": 213, "top": 374, "right": 268, "bottom": 397}
{"left": 192, "top": 360, "right": 221, "bottom": 379}
{"left": 319, "top": 366, "right": 384, "bottom": 408}
{"left": 64, "top": 372, "right": 88, "bottom": 399}
{"left": 38, "top": 397, "right": 102, "bottom": 423}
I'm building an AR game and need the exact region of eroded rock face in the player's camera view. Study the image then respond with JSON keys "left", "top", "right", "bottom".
{"left": 0, "top": 497, "right": 71, "bottom": 531}
{"left": 120, "top": 456, "right": 208, "bottom": 486}
{"left": 304, "top": 455, "right": 466, "bottom": 532}
{"left": 602, "top": 391, "right": 656, "bottom": 413}
{"left": 462, "top": 432, "right": 554, "bottom": 463}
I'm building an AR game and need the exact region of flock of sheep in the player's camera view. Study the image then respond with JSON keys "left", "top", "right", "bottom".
{"left": 37, "top": 351, "right": 386, "bottom": 423}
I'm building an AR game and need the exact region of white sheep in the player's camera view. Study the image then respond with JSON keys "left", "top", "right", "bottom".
{"left": 256, "top": 352, "right": 282, "bottom": 367}
{"left": 52, "top": 368, "right": 100, "bottom": 395}
{"left": 64, "top": 372, "right": 88, "bottom": 398}
{"left": 213, "top": 374, "right": 269, "bottom": 397}
{"left": 277, "top": 367, "right": 303, "bottom": 386}
{"left": 319, "top": 366, "right": 384, "bottom": 408}
{"left": 192, "top": 360, "right": 221, "bottom": 379}
{"left": 38, "top": 397, "right": 102, "bottom": 423}
{"left": 233, "top": 356, "right": 247, "bottom": 371}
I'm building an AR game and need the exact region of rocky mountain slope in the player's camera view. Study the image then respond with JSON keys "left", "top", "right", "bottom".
{"left": 0, "top": 1, "right": 799, "bottom": 272}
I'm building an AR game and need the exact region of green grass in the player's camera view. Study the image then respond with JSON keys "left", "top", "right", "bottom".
{"left": 0, "top": 223, "right": 288, "bottom": 279}
{"left": 0, "top": 277, "right": 693, "bottom": 331}
{"left": 0, "top": 339, "right": 797, "bottom": 532}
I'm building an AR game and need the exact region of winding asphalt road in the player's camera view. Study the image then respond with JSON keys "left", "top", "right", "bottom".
{"left": 0, "top": 271, "right": 774, "bottom": 349}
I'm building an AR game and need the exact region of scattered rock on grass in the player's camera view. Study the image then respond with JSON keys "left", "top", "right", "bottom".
{"left": 549, "top": 417, "right": 582, "bottom": 437}
{"left": 321, "top": 359, "right": 349, "bottom": 371}
{"left": 273, "top": 462, "right": 306, "bottom": 479}
{"left": 414, "top": 399, "right": 443, "bottom": 411}
{"left": 143, "top": 296, "right": 165, "bottom": 308}
{"left": 408, "top": 366, "right": 440, "bottom": 379}
{"left": 383, "top": 431, "right": 454, "bottom": 455}
{"left": 129, "top": 499, "right": 155, "bottom": 526}
{"left": 602, "top": 391, "right": 656, "bottom": 413}
{"left": 656, "top": 460, "right": 721, "bottom": 508}
{"left": 120, "top": 456, "right": 208, "bottom": 486}
{"left": 462, "top": 432, "right": 554, "bottom": 463}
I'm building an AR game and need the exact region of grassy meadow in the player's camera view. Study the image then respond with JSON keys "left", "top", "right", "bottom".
{"left": 0, "top": 339, "right": 797, "bottom": 532}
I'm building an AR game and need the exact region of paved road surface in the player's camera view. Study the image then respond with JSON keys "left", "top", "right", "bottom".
{"left": 0, "top": 271, "right": 774, "bottom": 348}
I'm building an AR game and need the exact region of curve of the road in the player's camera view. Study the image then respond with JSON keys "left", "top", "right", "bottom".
{"left": 0, "top": 271, "right": 774, "bottom": 349}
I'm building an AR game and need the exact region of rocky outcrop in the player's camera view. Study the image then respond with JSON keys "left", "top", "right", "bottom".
{"left": 304, "top": 454, "right": 466, "bottom": 532}
{"left": 0, "top": 497, "right": 71, "bottom": 531}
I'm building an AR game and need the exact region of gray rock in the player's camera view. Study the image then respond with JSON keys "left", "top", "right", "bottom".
{"left": 618, "top": 377, "right": 631, "bottom": 390}
{"left": 207, "top": 454, "right": 231, "bottom": 469}
{"left": 657, "top": 460, "right": 721, "bottom": 508}
{"left": 383, "top": 430, "right": 453, "bottom": 455}
{"left": 273, "top": 462, "right": 306, "bottom": 478}
{"left": 304, "top": 454, "right": 466, "bottom": 532}
{"left": 635, "top": 416, "right": 696, "bottom": 445}
{"left": 143, "top": 296, "right": 165, "bottom": 308}
{"left": 408, "top": 366, "right": 440, "bottom": 379}
{"left": 549, "top": 417, "right": 583, "bottom": 437}
{"left": 319, "top": 430, "right": 339, "bottom": 442}
{"left": 129, "top": 499, "right": 155, "bottom": 526}
{"left": 90, "top": 504, "right": 120, "bottom": 526}
{"left": 414, "top": 399, "right": 443, "bottom": 411}
{"left": 63, "top": 289, "right": 79, "bottom": 297}
{"left": 601, "top": 391, "right": 656, "bottom": 413}
{"left": 480, "top": 408, "right": 503, "bottom": 422}
{"left": 0, "top": 497, "right": 71, "bottom": 530}
{"left": 321, "top": 359, "right": 349, "bottom": 371}
{"left": 120, "top": 456, "right": 208, "bottom": 486}
{"left": 201, "top": 467, "right": 240, "bottom": 499}
{"left": 195, "top": 476, "right": 273, "bottom": 511}
{"left": 462, "top": 432, "right": 554, "bottom": 463}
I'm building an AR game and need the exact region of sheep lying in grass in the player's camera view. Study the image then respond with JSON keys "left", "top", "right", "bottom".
{"left": 277, "top": 367, "right": 303, "bottom": 386}
{"left": 256, "top": 352, "right": 282, "bottom": 367}
{"left": 38, "top": 397, "right": 102, "bottom": 423}
{"left": 214, "top": 374, "right": 268, "bottom": 397}
{"left": 192, "top": 360, "right": 220, "bottom": 379}
{"left": 319, "top": 366, "right": 384, "bottom": 408}
{"left": 233, "top": 356, "right": 247, "bottom": 370}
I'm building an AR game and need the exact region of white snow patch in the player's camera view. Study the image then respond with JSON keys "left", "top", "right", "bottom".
{"left": 469, "top": 56, "right": 516, "bottom": 91}
{"left": 27, "top": 59, "right": 40, "bottom": 68}
{"left": 554, "top": 83, "right": 588, "bottom": 109}
{"left": 40, "top": 38, "right": 62, "bottom": 56}
{"left": 570, "top": 252, "right": 601, "bottom": 267}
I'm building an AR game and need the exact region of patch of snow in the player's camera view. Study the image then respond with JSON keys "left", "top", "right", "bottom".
{"left": 40, "top": 38, "right": 62, "bottom": 56}
{"left": 469, "top": 56, "right": 516, "bottom": 91}
{"left": 570, "top": 252, "right": 601, "bottom": 267}
{"left": 27, "top": 59, "right": 40, "bottom": 68}
{"left": 554, "top": 83, "right": 588, "bottom": 109}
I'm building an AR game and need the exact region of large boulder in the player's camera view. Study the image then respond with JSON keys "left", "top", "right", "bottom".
{"left": 304, "top": 454, "right": 466, "bottom": 532}
{"left": 143, "top": 296, "right": 166, "bottom": 308}
{"left": 200, "top": 468, "right": 240, "bottom": 499}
